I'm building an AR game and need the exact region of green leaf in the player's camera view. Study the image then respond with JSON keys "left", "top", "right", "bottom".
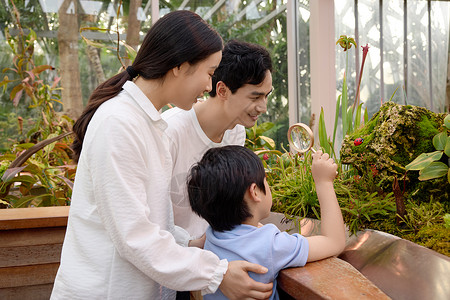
{"left": 0, "top": 199, "right": 10, "bottom": 206}
{"left": 1, "top": 166, "right": 27, "bottom": 182}
{"left": 80, "top": 26, "right": 111, "bottom": 32}
{"left": 388, "top": 86, "right": 399, "bottom": 102}
{"left": 31, "top": 65, "right": 54, "bottom": 75}
{"left": 10, "top": 83, "right": 23, "bottom": 101}
{"left": 445, "top": 136, "right": 450, "bottom": 157}
{"left": 444, "top": 114, "right": 450, "bottom": 130}
{"left": 7, "top": 175, "right": 38, "bottom": 185}
{"left": 14, "top": 194, "right": 50, "bottom": 208}
{"left": 332, "top": 95, "right": 341, "bottom": 146}
{"left": 0, "top": 154, "right": 16, "bottom": 162}
{"left": 406, "top": 151, "right": 443, "bottom": 170}
{"left": 259, "top": 135, "right": 275, "bottom": 148}
{"left": 448, "top": 168, "right": 450, "bottom": 184}
{"left": 342, "top": 74, "right": 348, "bottom": 136}
{"left": 418, "top": 162, "right": 448, "bottom": 181}
{"left": 433, "top": 132, "right": 447, "bottom": 151}
{"left": 347, "top": 106, "right": 353, "bottom": 134}
{"left": 123, "top": 43, "right": 137, "bottom": 62}
{"left": 255, "top": 122, "right": 275, "bottom": 135}
{"left": 318, "top": 107, "right": 330, "bottom": 154}
{"left": 444, "top": 213, "right": 450, "bottom": 228}
{"left": 354, "top": 103, "right": 363, "bottom": 130}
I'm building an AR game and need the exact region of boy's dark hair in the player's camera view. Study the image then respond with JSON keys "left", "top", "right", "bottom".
{"left": 188, "top": 145, "right": 266, "bottom": 232}
{"left": 209, "top": 40, "right": 273, "bottom": 97}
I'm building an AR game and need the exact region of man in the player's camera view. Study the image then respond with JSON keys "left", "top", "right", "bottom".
{"left": 162, "top": 39, "right": 273, "bottom": 239}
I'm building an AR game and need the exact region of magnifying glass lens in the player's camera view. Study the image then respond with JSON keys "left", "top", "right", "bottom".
{"left": 291, "top": 127, "right": 311, "bottom": 150}
{"left": 287, "top": 123, "right": 315, "bottom": 153}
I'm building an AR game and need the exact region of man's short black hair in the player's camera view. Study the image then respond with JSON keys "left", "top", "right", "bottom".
{"left": 188, "top": 145, "right": 266, "bottom": 232}
{"left": 209, "top": 40, "right": 273, "bottom": 97}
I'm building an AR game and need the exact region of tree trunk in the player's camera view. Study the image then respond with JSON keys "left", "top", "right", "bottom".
{"left": 58, "top": 0, "right": 83, "bottom": 119}
{"left": 86, "top": 45, "right": 106, "bottom": 84}
{"left": 124, "top": 0, "right": 142, "bottom": 67}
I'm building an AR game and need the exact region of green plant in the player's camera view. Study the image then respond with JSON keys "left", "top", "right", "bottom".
{"left": 1, "top": 132, "right": 75, "bottom": 208}
{"left": 444, "top": 214, "right": 450, "bottom": 229}
{"left": 318, "top": 36, "right": 369, "bottom": 160}
{"left": 0, "top": 4, "right": 74, "bottom": 208}
{"left": 246, "top": 121, "right": 278, "bottom": 152}
{"left": 398, "top": 200, "right": 446, "bottom": 233}
{"left": 405, "top": 114, "right": 450, "bottom": 183}
{"left": 269, "top": 151, "right": 319, "bottom": 219}
{"left": 79, "top": 0, "right": 137, "bottom": 70}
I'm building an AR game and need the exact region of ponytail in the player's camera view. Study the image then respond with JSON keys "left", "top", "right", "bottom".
{"left": 71, "top": 71, "right": 130, "bottom": 162}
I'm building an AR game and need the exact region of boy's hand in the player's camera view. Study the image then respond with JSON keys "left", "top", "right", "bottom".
{"left": 311, "top": 150, "right": 338, "bottom": 184}
{"left": 219, "top": 261, "right": 273, "bottom": 300}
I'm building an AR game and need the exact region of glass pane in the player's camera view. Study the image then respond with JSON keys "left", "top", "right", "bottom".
{"left": 383, "top": 0, "right": 405, "bottom": 104}
{"left": 357, "top": 0, "right": 381, "bottom": 117}
{"left": 298, "top": 1, "right": 311, "bottom": 124}
{"left": 406, "top": 0, "right": 431, "bottom": 108}
{"left": 335, "top": 0, "right": 357, "bottom": 106}
{"left": 431, "top": 1, "right": 450, "bottom": 112}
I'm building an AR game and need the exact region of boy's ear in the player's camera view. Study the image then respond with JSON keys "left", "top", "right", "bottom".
{"left": 247, "top": 183, "right": 262, "bottom": 203}
{"left": 216, "top": 81, "right": 229, "bottom": 99}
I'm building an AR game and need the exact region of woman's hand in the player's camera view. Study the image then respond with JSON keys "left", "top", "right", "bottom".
{"left": 219, "top": 260, "right": 273, "bottom": 300}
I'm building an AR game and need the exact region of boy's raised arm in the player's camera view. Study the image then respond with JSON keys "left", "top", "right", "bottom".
{"left": 306, "top": 151, "right": 346, "bottom": 262}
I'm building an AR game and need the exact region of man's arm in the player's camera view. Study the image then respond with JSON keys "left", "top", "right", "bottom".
{"left": 219, "top": 261, "right": 273, "bottom": 300}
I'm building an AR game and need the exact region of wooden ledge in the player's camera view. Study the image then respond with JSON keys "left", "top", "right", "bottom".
{"left": 278, "top": 257, "right": 390, "bottom": 299}
{"left": 0, "top": 207, "right": 70, "bottom": 230}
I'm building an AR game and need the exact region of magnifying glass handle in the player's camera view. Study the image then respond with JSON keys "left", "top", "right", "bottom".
{"left": 311, "top": 148, "right": 316, "bottom": 153}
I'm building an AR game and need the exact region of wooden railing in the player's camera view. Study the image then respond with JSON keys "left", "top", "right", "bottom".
{"left": 0, "top": 207, "right": 69, "bottom": 300}
{"left": 0, "top": 207, "right": 390, "bottom": 300}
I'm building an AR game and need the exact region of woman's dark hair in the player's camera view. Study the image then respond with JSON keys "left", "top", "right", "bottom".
{"left": 71, "top": 10, "right": 223, "bottom": 162}
{"left": 209, "top": 39, "right": 272, "bottom": 97}
{"left": 188, "top": 145, "right": 266, "bottom": 232}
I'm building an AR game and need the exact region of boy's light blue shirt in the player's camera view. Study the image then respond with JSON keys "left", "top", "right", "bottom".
{"left": 204, "top": 223, "right": 309, "bottom": 300}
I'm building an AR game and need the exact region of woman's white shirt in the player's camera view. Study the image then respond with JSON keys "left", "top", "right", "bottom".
{"left": 51, "top": 81, "right": 227, "bottom": 300}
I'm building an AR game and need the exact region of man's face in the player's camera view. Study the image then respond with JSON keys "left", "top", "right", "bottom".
{"left": 225, "top": 70, "right": 273, "bottom": 128}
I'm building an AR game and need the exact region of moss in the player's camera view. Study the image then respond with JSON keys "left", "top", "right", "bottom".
{"left": 404, "top": 224, "right": 450, "bottom": 257}
{"left": 415, "top": 116, "right": 439, "bottom": 156}
{"left": 340, "top": 102, "right": 448, "bottom": 201}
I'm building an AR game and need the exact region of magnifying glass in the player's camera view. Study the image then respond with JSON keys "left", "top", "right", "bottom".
{"left": 287, "top": 123, "right": 315, "bottom": 154}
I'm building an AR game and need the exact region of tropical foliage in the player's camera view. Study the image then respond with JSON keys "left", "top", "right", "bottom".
{"left": 406, "top": 114, "right": 450, "bottom": 183}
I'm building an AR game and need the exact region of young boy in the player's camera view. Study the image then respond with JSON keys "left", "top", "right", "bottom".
{"left": 187, "top": 145, "right": 346, "bottom": 300}
{"left": 162, "top": 40, "right": 273, "bottom": 239}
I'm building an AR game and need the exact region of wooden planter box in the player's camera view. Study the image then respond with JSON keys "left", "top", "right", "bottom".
{"left": 263, "top": 212, "right": 389, "bottom": 299}
{"left": 0, "top": 207, "right": 69, "bottom": 300}
{"left": 0, "top": 208, "right": 389, "bottom": 300}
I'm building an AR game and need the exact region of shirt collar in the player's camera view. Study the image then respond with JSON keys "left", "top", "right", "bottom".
{"left": 122, "top": 81, "right": 166, "bottom": 129}
{"left": 209, "top": 224, "right": 258, "bottom": 239}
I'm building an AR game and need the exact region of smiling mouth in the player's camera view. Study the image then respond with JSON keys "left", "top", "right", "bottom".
{"left": 249, "top": 114, "right": 259, "bottom": 121}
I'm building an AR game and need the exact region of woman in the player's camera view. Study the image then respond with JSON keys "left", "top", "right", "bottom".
{"left": 51, "top": 10, "right": 272, "bottom": 300}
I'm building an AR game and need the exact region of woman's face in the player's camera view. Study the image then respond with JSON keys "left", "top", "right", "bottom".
{"left": 172, "top": 51, "right": 222, "bottom": 110}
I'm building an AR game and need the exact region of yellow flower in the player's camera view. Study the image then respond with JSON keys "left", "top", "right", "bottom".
{"left": 336, "top": 35, "right": 357, "bottom": 51}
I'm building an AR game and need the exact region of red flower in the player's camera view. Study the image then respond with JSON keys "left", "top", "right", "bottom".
{"left": 262, "top": 153, "right": 269, "bottom": 161}
{"left": 370, "top": 164, "right": 379, "bottom": 176}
